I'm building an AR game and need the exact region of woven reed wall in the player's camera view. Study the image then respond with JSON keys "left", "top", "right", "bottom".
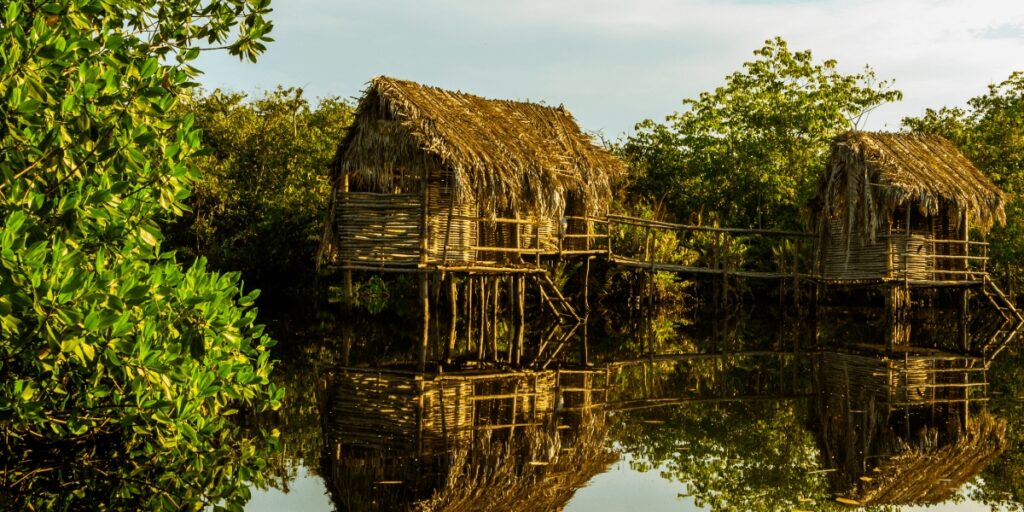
{"left": 469, "top": 372, "right": 557, "bottom": 427}
{"left": 822, "top": 352, "right": 981, "bottom": 406}
{"left": 477, "top": 215, "right": 559, "bottom": 260}
{"left": 823, "top": 219, "right": 890, "bottom": 280}
{"left": 427, "top": 177, "right": 477, "bottom": 263}
{"left": 336, "top": 192, "right": 422, "bottom": 264}
{"left": 823, "top": 220, "right": 936, "bottom": 281}
{"left": 889, "top": 233, "right": 934, "bottom": 281}
{"left": 563, "top": 217, "right": 590, "bottom": 251}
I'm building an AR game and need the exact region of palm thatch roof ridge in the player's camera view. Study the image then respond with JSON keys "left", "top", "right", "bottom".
{"left": 336, "top": 76, "right": 625, "bottom": 216}
{"left": 814, "top": 131, "right": 1006, "bottom": 237}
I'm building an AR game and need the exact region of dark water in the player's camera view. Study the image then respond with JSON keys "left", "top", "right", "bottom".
{"left": 240, "top": 300, "right": 1024, "bottom": 512}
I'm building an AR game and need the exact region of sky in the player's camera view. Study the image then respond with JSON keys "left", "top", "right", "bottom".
{"left": 195, "top": 0, "right": 1024, "bottom": 140}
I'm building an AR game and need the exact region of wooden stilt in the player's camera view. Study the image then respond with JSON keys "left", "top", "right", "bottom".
{"left": 583, "top": 256, "right": 592, "bottom": 316}
{"left": 418, "top": 153, "right": 429, "bottom": 371}
{"left": 341, "top": 322, "right": 352, "bottom": 367}
{"left": 466, "top": 275, "right": 474, "bottom": 354}
{"left": 508, "top": 275, "right": 515, "bottom": 364}
{"left": 342, "top": 269, "right": 353, "bottom": 307}
{"left": 478, "top": 277, "right": 486, "bottom": 360}
{"left": 515, "top": 275, "right": 525, "bottom": 367}
{"left": 432, "top": 272, "right": 441, "bottom": 363}
{"left": 581, "top": 317, "right": 589, "bottom": 366}
{"left": 418, "top": 271, "right": 429, "bottom": 372}
{"left": 447, "top": 275, "right": 457, "bottom": 363}
{"left": 491, "top": 277, "right": 499, "bottom": 362}
{"left": 341, "top": 263, "right": 353, "bottom": 367}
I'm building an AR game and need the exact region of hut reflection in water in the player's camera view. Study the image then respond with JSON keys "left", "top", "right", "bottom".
{"left": 811, "top": 348, "right": 1007, "bottom": 507}
{"left": 319, "top": 368, "right": 616, "bottom": 511}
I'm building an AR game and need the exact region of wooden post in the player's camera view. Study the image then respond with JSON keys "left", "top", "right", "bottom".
{"left": 478, "top": 277, "right": 486, "bottom": 360}
{"left": 507, "top": 275, "right": 515, "bottom": 363}
{"left": 340, "top": 172, "right": 354, "bottom": 367}
{"left": 712, "top": 231, "right": 721, "bottom": 305}
{"left": 342, "top": 268, "right": 353, "bottom": 307}
{"left": 340, "top": 173, "right": 353, "bottom": 308}
{"left": 466, "top": 275, "right": 474, "bottom": 354}
{"left": 904, "top": 205, "right": 911, "bottom": 288}
{"left": 963, "top": 210, "right": 970, "bottom": 280}
{"left": 419, "top": 164, "right": 430, "bottom": 372}
{"left": 447, "top": 275, "right": 457, "bottom": 363}
{"left": 608, "top": 216, "right": 614, "bottom": 259}
{"left": 535, "top": 218, "right": 541, "bottom": 267}
{"left": 491, "top": 277, "right": 499, "bottom": 362}
{"left": 511, "top": 212, "right": 521, "bottom": 264}
{"left": 419, "top": 271, "right": 430, "bottom": 372}
{"left": 793, "top": 238, "right": 801, "bottom": 309}
{"left": 583, "top": 256, "right": 592, "bottom": 317}
{"left": 514, "top": 275, "right": 525, "bottom": 367}
{"left": 341, "top": 321, "right": 352, "bottom": 367}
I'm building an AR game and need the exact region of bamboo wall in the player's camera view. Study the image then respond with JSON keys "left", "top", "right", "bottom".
{"left": 888, "top": 233, "right": 934, "bottom": 281}
{"left": 823, "top": 219, "right": 889, "bottom": 280}
{"left": 822, "top": 208, "right": 964, "bottom": 282}
{"left": 334, "top": 175, "right": 573, "bottom": 266}
{"left": 336, "top": 192, "right": 422, "bottom": 264}
{"left": 428, "top": 178, "right": 477, "bottom": 263}
{"left": 477, "top": 215, "right": 559, "bottom": 262}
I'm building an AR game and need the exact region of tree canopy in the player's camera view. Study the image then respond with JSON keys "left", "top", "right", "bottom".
{"left": 165, "top": 88, "right": 354, "bottom": 299}
{"left": 0, "top": 0, "right": 282, "bottom": 509}
{"left": 621, "top": 37, "right": 902, "bottom": 230}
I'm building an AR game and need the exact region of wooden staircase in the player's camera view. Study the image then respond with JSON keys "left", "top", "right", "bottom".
{"left": 978, "top": 275, "right": 1024, "bottom": 362}
{"left": 534, "top": 272, "right": 581, "bottom": 324}
{"left": 528, "top": 272, "right": 583, "bottom": 369}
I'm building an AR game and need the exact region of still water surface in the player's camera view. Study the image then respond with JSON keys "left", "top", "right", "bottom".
{"left": 244, "top": 303, "right": 1024, "bottom": 511}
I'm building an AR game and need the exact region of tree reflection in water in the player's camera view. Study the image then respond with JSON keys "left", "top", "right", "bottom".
{"left": 21, "top": 300, "right": 1021, "bottom": 510}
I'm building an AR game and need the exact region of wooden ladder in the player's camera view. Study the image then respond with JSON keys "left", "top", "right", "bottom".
{"left": 535, "top": 272, "right": 581, "bottom": 324}
{"left": 979, "top": 275, "right": 1024, "bottom": 362}
{"left": 982, "top": 275, "right": 1023, "bottom": 323}
{"left": 529, "top": 272, "right": 583, "bottom": 369}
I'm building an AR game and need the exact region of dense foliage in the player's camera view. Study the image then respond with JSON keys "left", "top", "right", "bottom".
{"left": 904, "top": 72, "right": 1024, "bottom": 296}
{"left": 166, "top": 88, "right": 354, "bottom": 299}
{"left": 0, "top": 0, "right": 282, "bottom": 509}
{"left": 621, "top": 37, "right": 902, "bottom": 230}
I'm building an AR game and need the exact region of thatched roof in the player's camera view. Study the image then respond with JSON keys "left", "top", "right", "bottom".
{"left": 335, "top": 76, "right": 625, "bottom": 216}
{"left": 813, "top": 131, "right": 1006, "bottom": 237}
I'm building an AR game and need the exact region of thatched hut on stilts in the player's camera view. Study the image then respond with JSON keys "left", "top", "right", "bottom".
{"left": 317, "top": 77, "right": 624, "bottom": 370}
{"left": 811, "top": 349, "right": 1006, "bottom": 507}
{"left": 811, "top": 131, "right": 1005, "bottom": 285}
{"left": 809, "top": 131, "right": 1018, "bottom": 348}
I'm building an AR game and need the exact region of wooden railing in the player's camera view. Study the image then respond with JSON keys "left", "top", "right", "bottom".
{"left": 603, "top": 214, "right": 817, "bottom": 279}
{"left": 883, "top": 233, "right": 990, "bottom": 283}
{"left": 558, "top": 215, "right": 610, "bottom": 254}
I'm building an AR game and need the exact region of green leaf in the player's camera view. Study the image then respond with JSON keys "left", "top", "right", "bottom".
{"left": 17, "top": 99, "right": 41, "bottom": 114}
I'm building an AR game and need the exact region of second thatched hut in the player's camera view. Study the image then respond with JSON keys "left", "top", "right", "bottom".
{"left": 811, "top": 131, "right": 1005, "bottom": 283}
